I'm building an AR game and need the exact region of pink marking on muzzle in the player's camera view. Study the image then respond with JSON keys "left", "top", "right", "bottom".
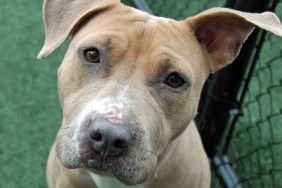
{"left": 103, "top": 103, "right": 124, "bottom": 124}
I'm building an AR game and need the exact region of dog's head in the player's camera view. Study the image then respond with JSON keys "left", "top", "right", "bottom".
{"left": 38, "top": 0, "right": 282, "bottom": 185}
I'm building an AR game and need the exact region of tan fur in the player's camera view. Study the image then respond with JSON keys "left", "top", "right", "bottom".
{"left": 38, "top": 0, "right": 282, "bottom": 187}
{"left": 47, "top": 144, "right": 97, "bottom": 188}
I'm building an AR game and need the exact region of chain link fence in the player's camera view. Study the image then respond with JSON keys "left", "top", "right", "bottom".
{"left": 224, "top": 2, "right": 282, "bottom": 187}
{"left": 132, "top": 0, "right": 282, "bottom": 187}
{"left": 144, "top": 0, "right": 225, "bottom": 19}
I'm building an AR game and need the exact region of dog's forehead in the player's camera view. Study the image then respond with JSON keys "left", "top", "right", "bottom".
{"left": 76, "top": 6, "right": 194, "bottom": 48}
{"left": 77, "top": 10, "right": 199, "bottom": 61}
{"left": 70, "top": 6, "right": 206, "bottom": 82}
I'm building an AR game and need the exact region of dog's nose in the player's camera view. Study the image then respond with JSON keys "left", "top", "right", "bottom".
{"left": 89, "top": 119, "right": 135, "bottom": 158}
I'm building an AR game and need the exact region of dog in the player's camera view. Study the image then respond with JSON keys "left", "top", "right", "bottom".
{"left": 37, "top": 0, "right": 282, "bottom": 187}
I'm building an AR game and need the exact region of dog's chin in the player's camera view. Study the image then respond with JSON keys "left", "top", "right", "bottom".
{"left": 58, "top": 149, "right": 157, "bottom": 185}
{"left": 87, "top": 167, "right": 148, "bottom": 185}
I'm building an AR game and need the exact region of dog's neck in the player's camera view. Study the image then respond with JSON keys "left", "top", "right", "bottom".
{"left": 89, "top": 172, "right": 144, "bottom": 188}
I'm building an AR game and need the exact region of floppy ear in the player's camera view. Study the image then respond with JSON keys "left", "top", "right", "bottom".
{"left": 186, "top": 8, "right": 282, "bottom": 72}
{"left": 37, "top": 0, "right": 120, "bottom": 59}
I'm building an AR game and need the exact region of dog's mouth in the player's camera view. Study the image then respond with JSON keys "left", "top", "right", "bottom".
{"left": 56, "top": 112, "right": 159, "bottom": 185}
{"left": 85, "top": 153, "right": 152, "bottom": 184}
{"left": 56, "top": 136, "right": 158, "bottom": 185}
{"left": 88, "top": 151, "right": 157, "bottom": 185}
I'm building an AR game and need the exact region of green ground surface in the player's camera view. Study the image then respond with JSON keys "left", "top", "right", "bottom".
{"left": 0, "top": 1, "right": 62, "bottom": 187}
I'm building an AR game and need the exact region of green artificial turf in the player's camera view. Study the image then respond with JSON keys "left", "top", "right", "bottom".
{"left": 0, "top": 1, "right": 63, "bottom": 187}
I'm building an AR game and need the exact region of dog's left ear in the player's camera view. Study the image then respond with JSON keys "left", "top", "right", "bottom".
{"left": 37, "top": 0, "right": 120, "bottom": 59}
{"left": 185, "top": 8, "right": 282, "bottom": 72}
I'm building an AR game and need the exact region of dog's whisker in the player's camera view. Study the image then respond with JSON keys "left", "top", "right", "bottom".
{"left": 60, "top": 126, "right": 72, "bottom": 130}
{"left": 55, "top": 140, "right": 67, "bottom": 147}
{"left": 56, "top": 133, "right": 68, "bottom": 140}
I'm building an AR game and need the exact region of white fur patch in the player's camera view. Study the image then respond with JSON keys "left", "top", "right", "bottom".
{"left": 89, "top": 172, "right": 144, "bottom": 188}
{"left": 71, "top": 85, "right": 130, "bottom": 141}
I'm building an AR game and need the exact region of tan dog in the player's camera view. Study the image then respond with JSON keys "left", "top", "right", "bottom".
{"left": 38, "top": 0, "right": 282, "bottom": 187}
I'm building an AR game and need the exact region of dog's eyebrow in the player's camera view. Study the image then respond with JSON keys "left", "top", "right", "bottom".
{"left": 146, "top": 57, "right": 172, "bottom": 86}
{"left": 154, "top": 56, "right": 190, "bottom": 82}
{"left": 159, "top": 58, "right": 172, "bottom": 73}
{"left": 152, "top": 57, "right": 173, "bottom": 81}
{"left": 104, "top": 38, "right": 112, "bottom": 49}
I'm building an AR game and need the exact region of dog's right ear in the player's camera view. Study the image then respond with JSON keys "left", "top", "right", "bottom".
{"left": 37, "top": 0, "right": 120, "bottom": 59}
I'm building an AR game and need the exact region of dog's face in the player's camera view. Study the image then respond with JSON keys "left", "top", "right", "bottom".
{"left": 56, "top": 9, "right": 208, "bottom": 184}
{"left": 38, "top": 0, "right": 282, "bottom": 185}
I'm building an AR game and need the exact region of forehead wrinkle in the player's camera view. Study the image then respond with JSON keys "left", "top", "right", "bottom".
{"left": 155, "top": 19, "right": 185, "bottom": 41}
{"left": 142, "top": 20, "right": 159, "bottom": 42}
{"left": 156, "top": 57, "right": 173, "bottom": 75}
{"left": 133, "top": 20, "right": 159, "bottom": 58}
{"left": 137, "top": 19, "right": 188, "bottom": 58}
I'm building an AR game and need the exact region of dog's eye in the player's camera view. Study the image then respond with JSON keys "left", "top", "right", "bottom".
{"left": 83, "top": 48, "right": 100, "bottom": 63}
{"left": 165, "top": 73, "right": 186, "bottom": 88}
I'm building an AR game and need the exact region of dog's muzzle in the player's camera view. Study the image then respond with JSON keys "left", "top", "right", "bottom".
{"left": 89, "top": 118, "right": 136, "bottom": 159}
{"left": 56, "top": 100, "right": 158, "bottom": 184}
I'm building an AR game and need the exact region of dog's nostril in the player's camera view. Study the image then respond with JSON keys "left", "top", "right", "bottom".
{"left": 89, "top": 120, "right": 135, "bottom": 157}
{"left": 114, "top": 139, "right": 130, "bottom": 149}
{"left": 90, "top": 131, "right": 102, "bottom": 141}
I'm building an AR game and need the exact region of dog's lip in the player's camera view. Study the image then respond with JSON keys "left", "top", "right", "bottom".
{"left": 86, "top": 165, "right": 111, "bottom": 176}
{"left": 86, "top": 162, "right": 146, "bottom": 186}
{"left": 86, "top": 155, "right": 123, "bottom": 171}
{"left": 86, "top": 159, "right": 133, "bottom": 184}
